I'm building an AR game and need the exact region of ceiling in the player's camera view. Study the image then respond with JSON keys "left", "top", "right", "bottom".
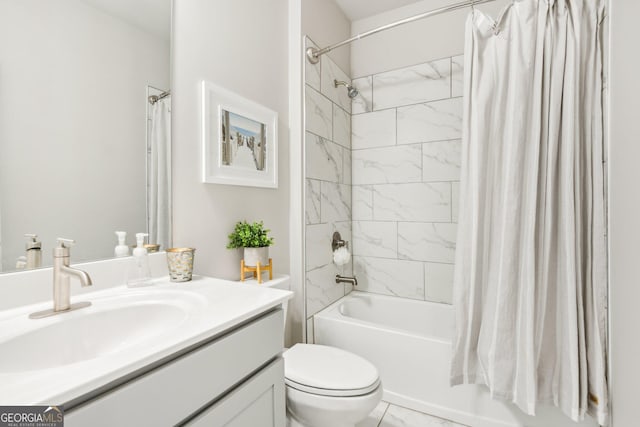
{"left": 80, "top": 0, "right": 171, "bottom": 41}
{"left": 334, "top": 0, "right": 426, "bottom": 21}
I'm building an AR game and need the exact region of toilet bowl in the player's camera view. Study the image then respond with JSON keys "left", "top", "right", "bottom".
{"left": 283, "top": 344, "right": 382, "bottom": 427}
{"left": 245, "top": 276, "right": 382, "bottom": 426}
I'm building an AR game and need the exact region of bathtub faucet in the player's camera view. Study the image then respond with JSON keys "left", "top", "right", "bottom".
{"left": 336, "top": 274, "right": 358, "bottom": 287}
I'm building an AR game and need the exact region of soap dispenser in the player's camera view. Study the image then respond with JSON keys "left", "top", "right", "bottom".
{"left": 24, "top": 234, "right": 42, "bottom": 269}
{"left": 114, "top": 231, "right": 129, "bottom": 257}
{"left": 126, "top": 233, "right": 153, "bottom": 287}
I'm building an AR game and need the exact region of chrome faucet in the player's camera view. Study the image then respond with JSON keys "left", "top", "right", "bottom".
{"left": 29, "top": 238, "right": 93, "bottom": 319}
{"left": 336, "top": 274, "right": 358, "bottom": 287}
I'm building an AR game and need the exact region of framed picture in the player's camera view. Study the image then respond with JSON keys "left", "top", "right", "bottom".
{"left": 201, "top": 80, "right": 278, "bottom": 188}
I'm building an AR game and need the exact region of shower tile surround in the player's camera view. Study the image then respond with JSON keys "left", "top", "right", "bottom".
{"left": 351, "top": 55, "right": 463, "bottom": 305}
{"left": 304, "top": 37, "right": 353, "bottom": 328}
{"left": 304, "top": 35, "right": 463, "bottom": 341}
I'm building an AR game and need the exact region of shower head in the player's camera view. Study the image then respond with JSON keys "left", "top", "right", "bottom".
{"left": 334, "top": 79, "right": 359, "bottom": 99}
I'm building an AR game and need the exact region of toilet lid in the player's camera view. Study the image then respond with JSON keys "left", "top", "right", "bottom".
{"left": 283, "top": 344, "right": 380, "bottom": 397}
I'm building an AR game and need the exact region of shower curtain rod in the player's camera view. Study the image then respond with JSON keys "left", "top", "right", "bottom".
{"left": 306, "top": 0, "right": 496, "bottom": 64}
{"left": 148, "top": 90, "right": 170, "bottom": 105}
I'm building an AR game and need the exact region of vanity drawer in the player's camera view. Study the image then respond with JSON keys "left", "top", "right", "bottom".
{"left": 66, "top": 308, "right": 283, "bottom": 427}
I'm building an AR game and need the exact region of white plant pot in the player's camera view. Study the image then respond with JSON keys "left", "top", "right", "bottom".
{"left": 243, "top": 247, "right": 269, "bottom": 267}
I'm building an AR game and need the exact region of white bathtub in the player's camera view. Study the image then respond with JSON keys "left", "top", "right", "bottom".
{"left": 313, "top": 291, "right": 597, "bottom": 427}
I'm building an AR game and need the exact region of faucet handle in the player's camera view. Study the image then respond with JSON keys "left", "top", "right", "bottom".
{"left": 56, "top": 238, "right": 75, "bottom": 248}
{"left": 53, "top": 238, "right": 75, "bottom": 258}
{"left": 24, "top": 234, "right": 41, "bottom": 250}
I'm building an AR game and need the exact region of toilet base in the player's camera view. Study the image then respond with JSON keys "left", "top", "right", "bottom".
{"left": 285, "top": 384, "right": 382, "bottom": 427}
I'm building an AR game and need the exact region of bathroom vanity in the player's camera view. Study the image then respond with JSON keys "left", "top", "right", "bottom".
{"left": 0, "top": 272, "right": 291, "bottom": 426}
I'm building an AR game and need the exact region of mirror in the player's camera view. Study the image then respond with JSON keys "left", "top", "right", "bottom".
{"left": 0, "top": 0, "right": 172, "bottom": 272}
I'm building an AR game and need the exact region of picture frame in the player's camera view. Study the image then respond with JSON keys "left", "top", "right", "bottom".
{"left": 201, "top": 80, "right": 278, "bottom": 188}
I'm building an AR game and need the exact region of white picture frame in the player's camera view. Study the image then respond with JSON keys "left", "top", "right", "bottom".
{"left": 201, "top": 80, "right": 278, "bottom": 188}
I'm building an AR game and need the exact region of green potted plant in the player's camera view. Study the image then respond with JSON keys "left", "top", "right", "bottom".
{"left": 227, "top": 220, "right": 274, "bottom": 267}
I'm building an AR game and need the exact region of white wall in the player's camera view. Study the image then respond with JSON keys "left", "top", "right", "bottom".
{"left": 171, "top": 0, "right": 290, "bottom": 282}
{"left": 302, "top": 0, "right": 351, "bottom": 76}
{"left": 0, "top": 0, "right": 169, "bottom": 270}
{"left": 350, "top": 0, "right": 509, "bottom": 77}
{"left": 608, "top": 1, "right": 640, "bottom": 425}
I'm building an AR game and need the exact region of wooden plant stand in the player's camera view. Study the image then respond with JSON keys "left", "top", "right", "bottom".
{"left": 240, "top": 258, "right": 273, "bottom": 284}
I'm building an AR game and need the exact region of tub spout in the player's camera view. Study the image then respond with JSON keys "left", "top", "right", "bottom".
{"left": 336, "top": 274, "right": 357, "bottom": 287}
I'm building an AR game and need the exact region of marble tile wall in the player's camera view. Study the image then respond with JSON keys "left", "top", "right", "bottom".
{"left": 304, "top": 37, "right": 353, "bottom": 338}
{"left": 351, "top": 55, "right": 464, "bottom": 305}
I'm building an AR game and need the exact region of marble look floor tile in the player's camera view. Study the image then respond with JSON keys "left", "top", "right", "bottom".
{"left": 333, "top": 103, "right": 351, "bottom": 149}
{"left": 352, "top": 221, "right": 398, "bottom": 258}
{"left": 379, "top": 404, "right": 466, "bottom": 427}
{"left": 352, "top": 145, "right": 422, "bottom": 185}
{"left": 397, "top": 98, "right": 462, "bottom": 145}
{"left": 373, "top": 182, "right": 451, "bottom": 222}
{"left": 354, "top": 256, "right": 425, "bottom": 300}
{"left": 451, "top": 55, "right": 464, "bottom": 98}
{"left": 422, "top": 140, "right": 461, "bottom": 182}
{"left": 305, "top": 131, "right": 343, "bottom": 183}
{"left": 373, "top": 59, "right": 450, "bottom": 110}
{"left": 356, "top": 401, "right": 390, "bottom": 427}
{"left": 305, "top": 179, "right": 321, "bottom": 225}
{"left": 321, "top": 56, "right": 352, "bottom": 113}
{"left": 305, "top": 86, "right": 333, "bottom": 140}
{"left": 352, "top": 76, "right": 373, "bottom": 114}
{"left": 398, "top": 222, "right": 457, "bottom": 263}
{"left": 304, "top": 37, "right": 321, "bottom": 92}
{"left": 425, "top": 262, "right": 454, "bottom": 304}
{"left": 352, "top": 109, "right": 396, "bottom": 149}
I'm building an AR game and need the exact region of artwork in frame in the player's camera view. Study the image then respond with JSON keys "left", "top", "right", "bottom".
{"left": 202, "top": 80, "right": 278, "bottom": 188}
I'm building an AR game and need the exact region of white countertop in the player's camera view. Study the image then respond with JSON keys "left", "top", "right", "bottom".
{"left": 0, "top": 275, "right": 292, "bottom": 405}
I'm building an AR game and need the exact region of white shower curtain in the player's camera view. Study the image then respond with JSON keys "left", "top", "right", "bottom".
{"left": 149, "top": 97, "right": 172, "bottom": 251}
{"left": 451, "top": 0, "right": 607, "bottom": 424}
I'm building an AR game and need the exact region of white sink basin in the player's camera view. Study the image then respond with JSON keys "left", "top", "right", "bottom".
{"left": 0, "top": 288, "right": 205, "bottom": 373}
{"left": 0, "top": 276, "right": 292, "bottom": 406}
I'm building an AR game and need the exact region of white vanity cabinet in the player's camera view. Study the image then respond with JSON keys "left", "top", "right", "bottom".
{"left": 65, "top": 308, "right": 285, "bottom": 427}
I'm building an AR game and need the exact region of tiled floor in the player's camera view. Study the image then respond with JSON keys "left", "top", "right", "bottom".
{"left": 357, "top": 401, "right": 468, "bottom": 427}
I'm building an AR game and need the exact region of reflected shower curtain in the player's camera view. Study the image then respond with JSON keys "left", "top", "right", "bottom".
{"left": 451, "top": 0, "right": 608, "bottom": 424}
{"left": 149, "top": 97, "right": 172, "bottom": 251}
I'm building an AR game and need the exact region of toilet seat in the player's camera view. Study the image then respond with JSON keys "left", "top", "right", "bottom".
{"left": 283, "top": 344, "right": 380, "bottom": 398}
{"left": 285, "top": 377, "right": 380, "bottom": 397}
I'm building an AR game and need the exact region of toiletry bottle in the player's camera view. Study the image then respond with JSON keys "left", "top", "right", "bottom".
{"left": 114, "top": 231, "right": 129, "bottom": 257}
{"left": 24, "top": 234, "right": 42, "bottom": 269}
{"left": 126, "top": 233, "right": 153, "bottom": 287}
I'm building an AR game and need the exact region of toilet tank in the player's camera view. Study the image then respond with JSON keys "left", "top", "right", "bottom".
{"left": 241, "top": 275, "right": 290, "bottom": 326}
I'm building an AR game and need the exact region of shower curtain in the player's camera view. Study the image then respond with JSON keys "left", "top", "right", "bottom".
{"left": 451, "top": 0, "right": 607, "bottom": 424}
{"left": 149, "top": 97, "right": 172, "bottom": 251}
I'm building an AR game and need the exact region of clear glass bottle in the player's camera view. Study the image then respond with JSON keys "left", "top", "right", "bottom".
{"left": 126, "top": 233, "right": 153, "bottom": 287}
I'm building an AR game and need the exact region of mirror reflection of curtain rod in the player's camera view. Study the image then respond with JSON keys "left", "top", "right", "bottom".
{"left": 148, "top": 91, "right": 170, "bottom": 104}
{"left": 306, "top": 0, "right": 496, "bottom": 64}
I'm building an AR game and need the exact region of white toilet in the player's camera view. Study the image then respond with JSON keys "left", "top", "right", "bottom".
{"left": 248, "top": 275, "right": 382, "bottom": 427}
{"left": 283, "top": 343, "right": 382, "bottom": 427}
